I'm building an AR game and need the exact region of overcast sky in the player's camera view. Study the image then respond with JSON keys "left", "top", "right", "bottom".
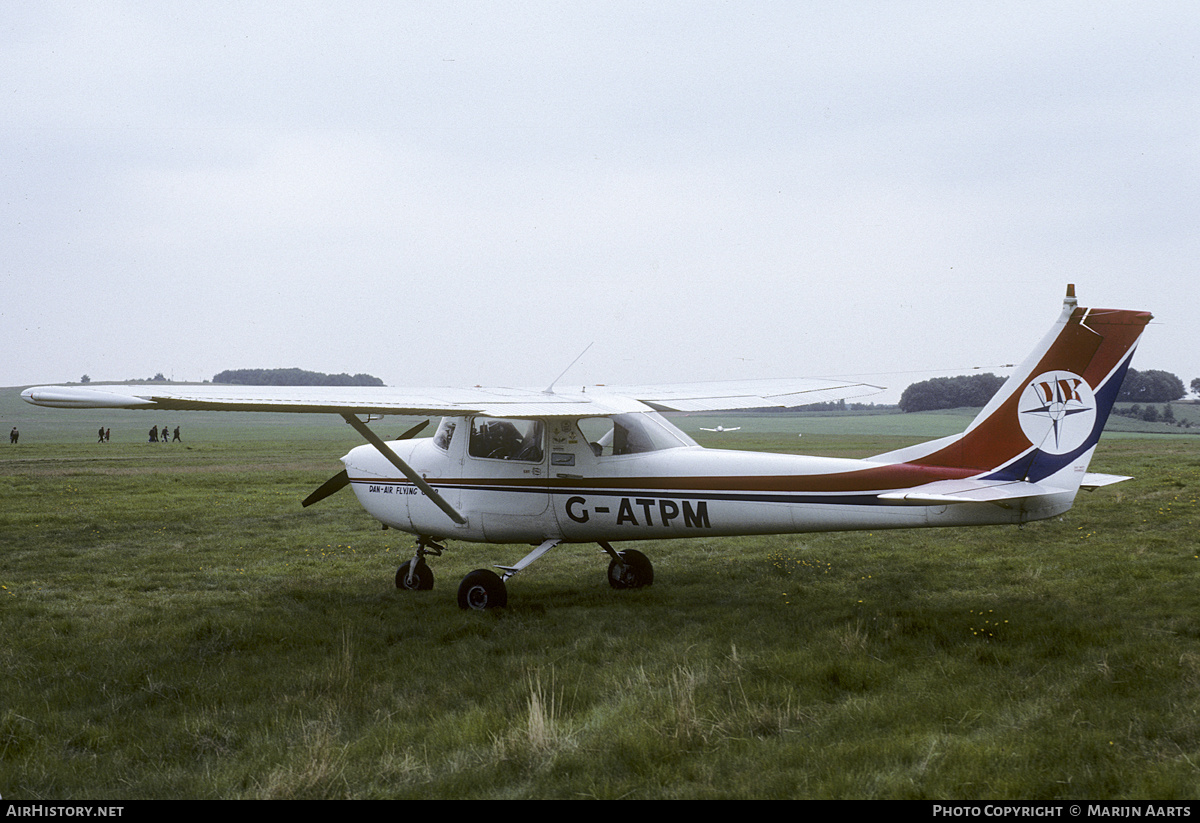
{"left": 4, "top": 2, "right": 1197, "bottom": 402}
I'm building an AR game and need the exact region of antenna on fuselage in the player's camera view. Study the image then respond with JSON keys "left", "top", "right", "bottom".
{"left": 544, "top": 342, "right": 594, "bottom": 394}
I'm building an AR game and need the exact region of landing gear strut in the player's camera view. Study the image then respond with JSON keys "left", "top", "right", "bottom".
{"left": 396, "top": 537, "right": 655, "bottom": 608}
{"left": 457, "top": 538, "right": 562, "bottom": 611}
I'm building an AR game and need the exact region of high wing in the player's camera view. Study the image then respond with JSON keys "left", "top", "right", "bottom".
{"left": 608, "top": 377, "right": 883, "bottom": 412}
{"left": 22, "top": 377, "right": 882, "bottom": 417}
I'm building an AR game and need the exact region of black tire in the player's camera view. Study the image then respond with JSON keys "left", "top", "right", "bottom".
{"left": 458, "top": 569, "right": 508, "bottom": 610}
{"left": 607, "top": 549, "right": 654, "bottom": 589}
{"left": 395, "top": 559, "right": 434, "bottom": 591}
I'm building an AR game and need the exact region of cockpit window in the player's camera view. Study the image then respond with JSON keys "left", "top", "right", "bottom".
{"left": 468, "top": 417, "right": 545, "bottom": 462}
{"left": 432, "top": 418, "right": 457, "bottom": 451}
{"left": 577, "top": 412, "right": 696, "bottom": 457}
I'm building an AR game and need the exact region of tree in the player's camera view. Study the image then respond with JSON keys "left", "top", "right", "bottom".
{"left": 899, "top": 373, "right": 1006, "bottom": 412}
{"left": 1117, "top": 369, "right": 1184, "bottom": 403}
{"left": 1191, "top": 377, "right": 1200, "bottom": 397}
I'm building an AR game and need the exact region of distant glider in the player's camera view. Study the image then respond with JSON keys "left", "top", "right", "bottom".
{"left": 23, "top": 286, "right": 1148, "bottom": 610}
{"left": 699, "top": 425, "right": 741, "bottom": 432}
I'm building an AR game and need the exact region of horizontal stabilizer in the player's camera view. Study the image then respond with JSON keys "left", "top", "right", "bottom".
{"left": 878, "top": 477, "right": 1063, "bottom": 505}
{"left": 1080, "top": 472, "right": 1132, "bottom": 490}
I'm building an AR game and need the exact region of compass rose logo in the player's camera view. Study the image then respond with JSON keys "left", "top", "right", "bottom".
{"left": 1018, "top": 371, "right": 1097, "bottom": 455}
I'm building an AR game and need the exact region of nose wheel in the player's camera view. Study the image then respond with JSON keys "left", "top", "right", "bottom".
{"left": 395, "top": 537, "right": 443, "bottom": 591}
{"left": 395, "top": 558, "right": 434, "bottom": 590}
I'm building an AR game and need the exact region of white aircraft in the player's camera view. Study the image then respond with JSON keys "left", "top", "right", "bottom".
{"left": 699, "top": 425, "right": 741, "bottom": 432}
{"left": 22, "top": 287, "right": 1150, "bottom": 610}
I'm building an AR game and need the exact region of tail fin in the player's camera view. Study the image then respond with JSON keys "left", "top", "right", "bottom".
{"left": 876, "top": 286, "right": 1151, "bottom": 491}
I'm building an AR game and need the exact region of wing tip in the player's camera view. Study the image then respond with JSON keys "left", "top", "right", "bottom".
{"left": 22, "top": 386, "right": 155, "bottom": 409}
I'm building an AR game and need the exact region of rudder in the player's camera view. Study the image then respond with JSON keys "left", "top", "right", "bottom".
{"left": 876, "top": 286, "right": 1151, "bottom": 489}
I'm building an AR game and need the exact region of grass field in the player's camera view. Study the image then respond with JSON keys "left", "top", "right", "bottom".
{"left": 3, "top": 390, "right": 1199, "bottom": 799}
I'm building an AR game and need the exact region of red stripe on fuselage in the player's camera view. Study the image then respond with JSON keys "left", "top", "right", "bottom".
{"left": 383, "top": 460, "right": 982, "bottom": 496}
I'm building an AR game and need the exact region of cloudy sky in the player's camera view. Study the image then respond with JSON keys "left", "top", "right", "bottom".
{"left": 5, "top": 2, "right": 1197, "bottom": 402}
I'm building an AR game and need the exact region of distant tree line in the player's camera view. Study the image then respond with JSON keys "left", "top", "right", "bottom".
{"left": 212, "top": 368, "right": 384, "bottom": 386}
{"left": 110, "top": 373, "right": 173, "bottom": 384}
{"left": 899, "top": 368, "right": 1188, "bottom": 412}
{"left": 788, "top": 399, "right": 885, "bottom": 412}
{"left": 898, "top": 373, "right": 1007, "bottom": 412}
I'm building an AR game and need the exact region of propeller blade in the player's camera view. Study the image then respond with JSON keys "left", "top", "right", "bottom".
{"left": 302, "top": 470, "right": 350, "bottom": 508}
{"left": 302, "top": 420, "right": 427, "bottom": 508}
{"left": 397, "top": 419, "right": 430, "bottom": 440}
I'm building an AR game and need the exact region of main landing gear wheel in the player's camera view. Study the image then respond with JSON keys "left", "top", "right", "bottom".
{"left": 458, "top": 569, "right": 508, "bottom": 610}
{"left": 396, "top": 559, "right": 434, "bottom": 591}
{"left": 607, "top": 549, "right": 654, "bottom": 590}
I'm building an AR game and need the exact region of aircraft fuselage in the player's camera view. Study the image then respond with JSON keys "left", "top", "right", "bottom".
{"left": 344, "top": 412, "right": 1071, "bottom": 545}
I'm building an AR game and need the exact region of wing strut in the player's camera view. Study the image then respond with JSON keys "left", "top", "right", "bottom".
{"left": 341, "top": 414, "right": 466, "bottom": 525}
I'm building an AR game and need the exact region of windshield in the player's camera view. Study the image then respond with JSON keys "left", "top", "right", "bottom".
{"left": 432, "top": 418, "right": 457, "bottom": 451}
{"left": 577, "top": 412, "right": 696, "bottom": 456}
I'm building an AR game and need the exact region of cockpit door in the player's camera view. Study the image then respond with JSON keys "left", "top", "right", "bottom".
{"left": 463, "top": 416, "right": 551, "bottom": 540}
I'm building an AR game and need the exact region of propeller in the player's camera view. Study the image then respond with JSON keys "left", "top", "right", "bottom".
{"left": 302, "top": 470, "right": 350, "bottom": 507}
{"left": 394, "top": 418, "right": 432, "bottom": 440}
{"left": 302, "top": 419, "right": 430, "bottom": 508}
